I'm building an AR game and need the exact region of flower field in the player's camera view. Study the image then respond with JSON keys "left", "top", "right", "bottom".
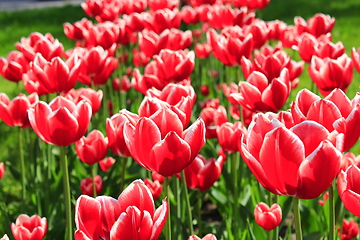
{"left": 0, "top": 0, "right": 360, "bottom": 239}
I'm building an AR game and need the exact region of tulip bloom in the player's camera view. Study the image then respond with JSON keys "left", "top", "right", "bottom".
{"left": 0, "top": 162, "right": 5, "bottom": 179}
{"left": 0, "top": 93, "right": 38, "bottom": 128}
{"left": 308, "top": 54, "right": 353, "bottom": 97}
{"left": 295, "top": 13, "right": 336, "bottom": 38}
{"left": 341, "top": 152, "right": 360, "bottom": 172}
{"left": 28, "top": 96, "right": 92, "bottom": 146}
{"left": 217, "top": 121, "right": 247, "bottom": 153}
{"left": 144, "top": 178, "right": 163, "bottom": 201}
{"left": 0, "top": 50, "right": 29, "bottom": 82}
{"left": 11, "top": 214, "right": 47, "bottom": 240}
{"left": 63, "top": 88, "right": 103, "bottom": 116}
{"left": 291, "top": 88, "right": 360, "bottom": 152}
{"left": 254, "top": 202, "right": 282, "bottom": 231}
{"left": 74, "top": 179, "right": 168, "bottom": 240}
{"left": 188, "top": 234, "right": 217, "bottom": 240}
{"left": 184, "top": 154, "right": 225, "bottom": 191}
{"left": 122, "top": 107, "right": 206, "bottom": 177}
{"left": 338, "top": 219, "right": 359, "bottom": 240}
{"left": 241, "top": 113, "right": 342, "bottom": 199}
{"left": 80, "top": 175, "right": 103, "bottom": 197}
{"left": 338, "top": 165, "right": 360, "bottom": 217}
{"left": 76, "top": 130, "right": 108, "bottom": 165}
{"left": 142, "top": 9, "right": 181, "bottom": 34}
{"left": 106, "top": 113, "right": 131, "bottom": 157}
{"left": 199, "top": 105, "right": 228, "bottom": 139}
{"left": 99, "top": 157, "right": 116, "bottom": 172}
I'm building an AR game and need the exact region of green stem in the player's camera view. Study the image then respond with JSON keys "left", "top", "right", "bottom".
{"left": 164, "top": 177, "right": 171, "bottom": 240}
{"left": 60, "top": 146, "right": 73, "bottom": 240}
{"left": 91, "top": 164, "right": 97, "bottom": 198}
{"left": 18, "top": 127, "right": 26, "bottom": 208}
{"left": 181, "top": 171, "right": 194, "bottom": 235}
{"left": 292, "top": 197, "right": 303, "bottom": 240}
{"left": 120, "top": 157, "right": 128, "bottom": 192}
{"left": 175, "top": 176, "right": 182, "bottom": 240}
{"left": 269, "top": 193, "right": 279, "bottom": 240}
{"left": 232, "top": 152, "right": 240, "bottom": 238}
{"left": 197, "top": 192, "right": 204, "bottom": 236}
{"left": 329, "top": 181, "right": 335, "bottom": 240}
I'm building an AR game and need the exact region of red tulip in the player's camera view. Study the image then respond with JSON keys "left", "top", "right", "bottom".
{"left": 199, "top": 85, "right": 210, "bottom": 96}
{"left": 338, "top": 165, "right": 360, "bottom": 217}
{"left": 231, "top": 68, "right": 291, "bottom": 113}
{"left": 0, "top": 93, "right": 38, "bottom": 128}
{"left": 181, "top": 6, "right": 200, "bottom": 24}
{"left": 142, "top": 9, "right": 181, "bottom": 34}
{"left": 254, "top": 202, "right": 282, "bottom": 231}
{"left": 63, "top": 88, "right": 103, "bottom": 116}
{"left": 341, "top": 152, "right": 360, "bottom": 172}
{"left": 16, "top": 32, "right": 64, "bottom": 62}
{"left": 184, "top": 154, "right": 225, "bottom": 191}
{"left": 25, "top": 53, "right": 81, "bottom": 94}
{"left": 318, "top": 191, "right": 329, "bottom": 206}
{"left": 297, "top": 33, "right": 344, "bottom": 63}
{"left": 291, "top": 88, "right": 360, "bottom": 152}
{"left": 28, "top": 96, "right": 92, "bottom": 146}
{"left": 122, "top": 107, "right": 206, "bottom": 177}
{"left": 195, "top": 43, "right": 212, "bottom": 59}
{"left": 74, "top": 179, "right": 168, "bottom": 240}
{"left": 266, "top": 20, "right": 287, "bottom": 41}
{"left": 338, "top": 219, "right": 359, "bottom": 240}
{"left": 139, "top": 83, "right": 196, "bottom": 127}
{"left": 0, "top": 51, "right": 29, "bottom": 82}
{"left": 308, "top": 54, "right": 353, "bottom": 97}
{"left": 295, "top": 13, "right": 335, "bottom": 38}
{"left": 119, "top": 0, "right": 147, "bottom": 15}
{"left": 242, "top": 19, "right": 269, "bottom": 49}
{"left": 148, "top": 0, "right": 179, "bottom": 11}
{"left": 99, "top": 157, "right": 116, "bottom": 172}
{"left": 69, "top": 46, "right": 118, "bottom": 86}
{"left": 106, "top": 113, "right": 132, "bottom": 157}
{"left": 80, "top": 175, "right": 103, "bottom": 197}
{"left": 83, "top": 22, "right": 120, "bottom": 50}
{"left": 232, "top": 0, "right": 270, "bottom": 10}
{"left": 112, "top": 76, "right": 132, "bottom": 92}
{"left": 188, "top": 234, "right": 217, "bottom": 240}
{"left": 76, "top": 130, "right": 108, "bottom": 165}
{"left": 0, "top": 162, "right": 5, "bottom": 179}
{"left": 63, "top": 18, "right": 93, "bottom": 41}
{"left": 217, "top": 121, "right": 247, "bottom": 153}
{"left": 351, "top": 47, "right": 360, "bottom": 74}
{"left": 144, "top": 179, "right": 163, "bottom": 201}
{"left": 208, "top": 26, "right": 253, "bottom": 66}
{"left": 11, "top": 214, "right": 47, "bottom": 240}
{"left": 200, "top": 104, "right": 228, "bottom": 139}
{"left": 241, "top": 113, "right": 342, "bottom": 199}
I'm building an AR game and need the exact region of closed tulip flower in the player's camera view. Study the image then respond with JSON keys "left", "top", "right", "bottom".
{"left": 11, "top": 214, "right": 47, "bottom": 240}
{"left": 144, "top": 178, "right": 163, "bottom": 201}
{"left": 241, "top": 113, "right": 342, "bottom": 199}
{"left": 338, "top": 219, "right": 359, "bottom": 240}
{"left": 99, "top": 157, "right": 116, "bottom": 172}
{"left": 63, "top": 88, "right": 103, "bottom": 116}
{"left": 0, "top": 162, "right": 5, "bottom": 179}
{"left": 0, "top": 93, "right": 38, "bottom": 128}
{"left": 217, "top": 121, "right": 247, "bottom": 153}
{"left": 80, "top": 175, "right": 103, "bottom": 197}
{"left": 74, "top": 179, "right": 168, "bottom": 240}
{"left": 142, "top": 9, "right": 181, "bottom": 34}
{"left": 0, "top": 50, "right": 29, "bottom": 82}
{"left": 295, "top": 13, "right": 335, "bottom": 38}
{"left": 254, "top": 202, "right": 282, "bottom": 231}
{"left": 122, "top": 107, "right": 206, "bottom": 177}
{"left": 76, "top": 130, "right": 108, "bottom": 165}
{"left": 28, "top": 96, "right": 92, "bottom": 146}
{"left": 338, "top": 165, "right": 360, "bottom": 217}
{"left": 188, "top": 234, "right": 217, "bottom": 240}
{"left": 106, "top": 113, "right": 132, "bottom": 157}
{"left": 184, "top": 154, "right": 225, "bottom": 191}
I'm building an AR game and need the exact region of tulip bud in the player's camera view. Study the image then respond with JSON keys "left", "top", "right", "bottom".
{"left": 254, "top": 202, "right": 282, "bottom": 231}
{"left": 80, "top": 175, "right": 103, "bottom": 197}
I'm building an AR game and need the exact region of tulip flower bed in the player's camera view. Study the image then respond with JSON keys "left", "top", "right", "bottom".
{"left": 1, "top": 0, "right": 360, "bottom": 239}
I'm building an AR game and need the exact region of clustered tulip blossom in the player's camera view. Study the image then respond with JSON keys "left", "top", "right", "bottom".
{"left": 74, "top": 179, "right": 168, "bottom": 240}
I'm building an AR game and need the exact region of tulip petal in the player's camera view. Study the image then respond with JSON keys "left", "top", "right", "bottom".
{"left": 260, "top": 127, "right": 304, "bottom": 196}
{"left": 306, "top": 99, "right": 342, "bottom": 132}
{"left": 150, "top": 108, "right": 183, "bottom": 138}
{"left": 150, "top": 131, "right": 191, "bottom": 176}
{"left": 151, "top": 199, "right": 168, "bottom": 240}
{"left": 118, "top": 179, "right": 155, "bottom": 217}
{"left": 96, "top": 196, "right": 121, "bottom": 236}
{"left": 182, "top": 118, "right": 206, "bottom": 162}
{"left": 297, "top": 141, "right": 341, "bottom": 199}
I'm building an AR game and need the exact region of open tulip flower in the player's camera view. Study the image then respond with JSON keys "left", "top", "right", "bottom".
{"left": 11, "top": 214, "right": 48, "bottom": 240}
{"left": 0, "top": 50, "right": 29, "bottom": 82}
{"left": 122, "top": 107, "right": 206, "bottom": 177}
{"left": 291, "top": 88, "right": 360, "bottom": 152}
{"left": 28, "top": 96, "right": 92, "bottom": 146}
{"left": 254, "top": 202, "right": 282, "bottom": 231}
{"left": 338, "top": 165, "right": 360, "bottom": 217}
{"left": 295, "top": 13, "right": 336, "bottom": 38}
{"left": 241, "top": 113, "right": 342, "bottom": 199}
{"left": 74, "top": 179, "right": 168, "bottom": 240}
{"left": 0, "top": 93, "right": 38, "bottom": 128}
